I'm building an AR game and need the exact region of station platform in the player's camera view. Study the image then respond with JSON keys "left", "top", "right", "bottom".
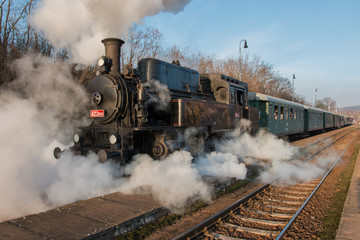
{"left": 0, "top": 192, "right": 168, "bottom": 240}
{"left": 336, "top": 148, "right": 360, "bottom": 239}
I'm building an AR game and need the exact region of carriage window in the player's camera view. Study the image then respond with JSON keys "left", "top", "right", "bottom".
{"left": 269, "top": 103, "right": 273, "bottom": 119}
{"left": 294, "top": 109, "right": 297, "bottom": 120}
{"left": 290, "top": 108, "right": 293, "bottom": 119}
{"left": 274, "top": 105, "right": 279, "bottom": 119}
{"left": 285, "top": 107, "right": 288, "bottom": 120}
{"left": 280, "top": 106, "right": 284, "bottom": 120}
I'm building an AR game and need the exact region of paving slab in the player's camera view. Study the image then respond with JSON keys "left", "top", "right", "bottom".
{"left": 0, "top": 192, "right": 168, "bottom": 240}
{"left": 335, "top": 149, "right": 360, "bottom": 240}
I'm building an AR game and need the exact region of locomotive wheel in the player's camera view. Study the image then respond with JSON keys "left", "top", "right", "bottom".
{"left": 151, "top": 142, "right": 168, "bottom": 159}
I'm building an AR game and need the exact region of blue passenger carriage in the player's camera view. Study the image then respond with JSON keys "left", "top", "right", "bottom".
{"left": 248, "top": 92, "right": 305, "bottom": 136}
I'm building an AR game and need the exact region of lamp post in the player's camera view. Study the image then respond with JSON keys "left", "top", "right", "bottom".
{"left": 314, "top": 88, "right": 317, "bottom": 107}
{"left": 292, "top": 74, "right": 296, "bottom": 101}
{"left": 239, "top": 39, "right": 248, "bottom": 81}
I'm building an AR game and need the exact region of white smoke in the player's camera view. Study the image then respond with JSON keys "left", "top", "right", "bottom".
{"left": 31, "top": 0, "right": 192, "bottom": 64}
{"left": 120, "top": 151, "right": 212, "bottom": 211}
{"left": 45, "top": 152, "right": 122, "bottom": 206}
{"left": 9, "top": 54, "right": 90, "bottom": 142}
{"left": 145, "top": 79, "right": 171, "bottom": 110}
{"left": 215, "top": 119, "right": 334, "bottom": 185}
{"left": 195, "top": 152, "right": 247, "bottom": 179}
{"left": 0, "top": 55, "right": 121, "bottom": 222}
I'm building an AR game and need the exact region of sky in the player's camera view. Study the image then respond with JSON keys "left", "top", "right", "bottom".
{"left": 143, "top": 0, "right": 360, "bottom": 108}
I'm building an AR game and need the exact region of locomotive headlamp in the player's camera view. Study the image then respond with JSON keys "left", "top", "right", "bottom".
{"left": 97, "top": 56, "right": 106, "bottom": 67}
{"left": 74, "top": 133, "right": 80, "bottom": 143}
{"left": 109, "top": 134, "right": 117, "bottom": 144}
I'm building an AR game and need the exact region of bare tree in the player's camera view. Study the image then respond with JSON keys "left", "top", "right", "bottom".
{"left": 316, "top": 97, "right": 337, "bottom": 111}
{"left": 121, "top": 24, "right": 163, "bottom": 68}
{"left": 1, "top": 0, "right": 34, "bottom": 83}
{"left": 0, "top": 0, "right": 57, "bottom": 84}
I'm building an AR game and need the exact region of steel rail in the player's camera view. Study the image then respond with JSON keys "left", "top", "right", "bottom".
{"left": 301, "top": 127, "right": 352, "bottom": 153}
{"left": 276, "top": 131, "right": 359, "bottom": 239}
{"left": 173, "top": 184, "right": 269, "bottom": 240}
{"left": 302, "top": 130, "right": 351, "bottom": 162}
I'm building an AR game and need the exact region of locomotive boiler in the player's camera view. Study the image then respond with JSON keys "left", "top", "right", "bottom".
{"left": 54, "top": 38, "right": 250, "bottom": 163}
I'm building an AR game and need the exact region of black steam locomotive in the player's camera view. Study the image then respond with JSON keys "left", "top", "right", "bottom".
{"left": 54, "top": 38, "right": 250, "bottom": 163}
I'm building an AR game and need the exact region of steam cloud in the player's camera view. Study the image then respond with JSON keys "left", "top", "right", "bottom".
{"left": 145, "top": 79, "right": 171, "bottom": 110}
{"left": 215, "top": 123, "right": 333, "bottom": 185}
{"left": 120, "top": 151, "right": 212, "bottom": 211}
{"left": 0, "top": 55, "right": 121, "bottom": 221}
{"left": 31, "top": 0, "right": 192, "bottom": 64}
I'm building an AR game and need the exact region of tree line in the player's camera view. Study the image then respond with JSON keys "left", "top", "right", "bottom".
{"left": 1, "top": 0, "right": 337, "bottom": 110}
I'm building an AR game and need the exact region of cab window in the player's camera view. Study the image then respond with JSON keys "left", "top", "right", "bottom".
{"left": 230, "top": 88, "right": 236, "bottom": 104}
{"left": 237, "top": 90, "right": 245, "bottom": 106}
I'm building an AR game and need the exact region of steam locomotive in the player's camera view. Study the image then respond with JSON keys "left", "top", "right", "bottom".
{"left": 54, "top": 38, "right": 251, "bottom": 163}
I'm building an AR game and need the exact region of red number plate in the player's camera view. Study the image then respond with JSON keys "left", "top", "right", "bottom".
{"left": 90, "top": 110, "right": 105, "bottom": 117}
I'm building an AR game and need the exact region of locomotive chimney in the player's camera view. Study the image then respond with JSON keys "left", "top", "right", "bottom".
{"left": 101, "top": 38, "right": 124, "bottom": 73}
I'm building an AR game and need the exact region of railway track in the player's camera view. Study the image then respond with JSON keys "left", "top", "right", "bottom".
{"left": 174, "top": 128, "right": 358, "bottom": 240}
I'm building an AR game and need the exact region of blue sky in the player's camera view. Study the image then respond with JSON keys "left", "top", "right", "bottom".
{"left": 144, "top": 0, "right": 360, "bottom": 108}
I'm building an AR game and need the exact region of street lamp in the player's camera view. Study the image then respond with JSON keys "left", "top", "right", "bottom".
{"left": 292, "top": 74, "right": 296, "bottom": 101}
{"left": 239, "top": 39, "right": 248, "bottom": 81}
{"left": 314, "top": 88, "right": 317, "bottom": 107}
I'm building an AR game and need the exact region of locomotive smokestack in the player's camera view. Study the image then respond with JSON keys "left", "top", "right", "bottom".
{"left": 101, "top": 38, "right": 124, "bottom": 73}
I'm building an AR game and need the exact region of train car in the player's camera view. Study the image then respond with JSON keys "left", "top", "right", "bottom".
{"left": 340, "top": 115, "right": 345, "bottom": 127}
{"left": 333, "top": 113, "right": 342, "bottom": 128}
{"left": 346, "top": 116, "right": 353, "bottom": 125}
{"left": 248, "top": 92, "right": 305, "bottom": 136}
{"left": 323, "top": 110, "right": 334, "bottom": 129}
{"left": 304, "top": 106, "right": 324, "bottom": 132}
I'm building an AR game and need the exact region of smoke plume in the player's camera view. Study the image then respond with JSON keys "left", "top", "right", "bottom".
{"left": 31, "top": 0, "right": 192, "bottom": 64}
{"left": 120, "top": 151, "right": 212, "bottom": 211}
{"left": 0, "top": 55, "right": 121, "bottom": 222}
{"left": 215, "top": 120, "right": 333, "bottom": 184}
{"left": 145, "top": 79, "right": 171, "bottom": 110}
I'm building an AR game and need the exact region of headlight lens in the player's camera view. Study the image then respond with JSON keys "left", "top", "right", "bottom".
{"left": 74, "top": 134, "right": 80, "bottom": 143}
{"left": 97, "top": 56, "right": 106, "bottom": 67}
{"left": 109, "top": 135, "right": 117, "bottom": 144}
